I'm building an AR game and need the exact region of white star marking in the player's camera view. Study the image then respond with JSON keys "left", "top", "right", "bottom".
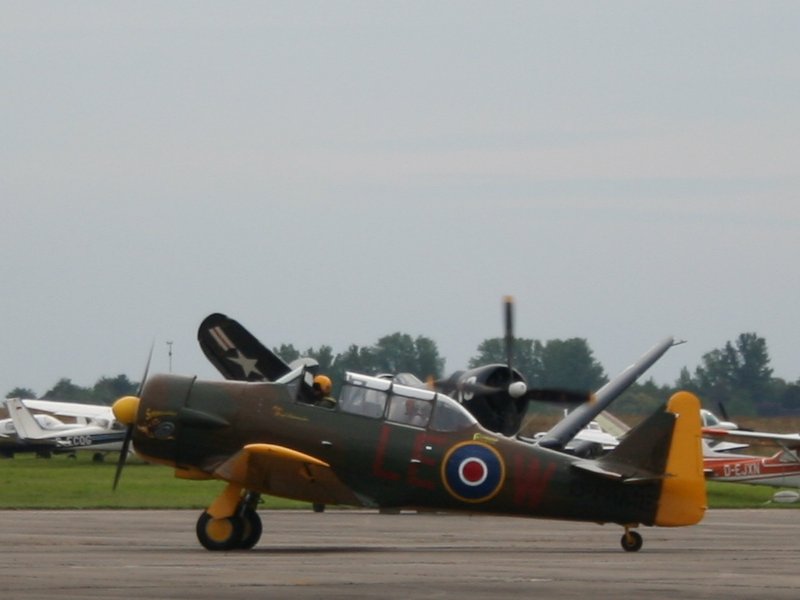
{"left": 227, "top": 350, "right": 263, "bottom": 378}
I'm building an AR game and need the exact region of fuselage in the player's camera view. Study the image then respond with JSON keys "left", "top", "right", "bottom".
{"left": 131, "top": 372, "right": 670, "bottom": 527}
{"left": 704, "top": 450, "right": 800, "bottom": 488}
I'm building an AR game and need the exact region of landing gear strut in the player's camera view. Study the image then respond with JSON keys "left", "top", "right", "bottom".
{"left": 195, "top": 491, "right": 263, "bottom": 551}
{"left": 620, "top": 526, "right": 643, "bottom": 552}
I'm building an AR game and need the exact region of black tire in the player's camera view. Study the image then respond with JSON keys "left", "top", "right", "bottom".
{"left": 238, "top": 508, "right": 263, "bottom": 550}
{"left": 620, "top": 530, "right": 643, "bottom": 552}
{"left": 196, "top": 511, "right": 244, "bottom": 551}
{"left": 312, "top": 503, "right": 325, "bottom": 513}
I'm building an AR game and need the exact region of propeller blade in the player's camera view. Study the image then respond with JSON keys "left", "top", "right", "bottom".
{"left": 112, "top": 343, "right": 153, "bottom": 490}
{"left": 445, "top": 379, "right": 587, "bottom": 405}
{"left": 457, "top": 380, "right": 505, "bottom": 396}
{"left": 503, "top": 296, "right": 514, "bottom": 374}
{"left": 525, "top": 388, "right": 592, "bottom": 404}
{"left": 136, "top": 342, "right": 154, "bottom": 397}
{"left": 113, "top": 425, "right": 133, "bottom": 491}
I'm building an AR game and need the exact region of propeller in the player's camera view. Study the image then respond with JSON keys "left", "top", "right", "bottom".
{"left": 433, "top": 297, "right": 591, "bottom": 406}
{"left": 525, "top": 388, "right": 593, "bottom": 404}
{"left": 112, "top": 344, "right": 153, "bottom": 490}
{"left": 447, "top": 378, "right": 588, "bottom": 404}
{"left": 504, "top": 295, "right": 514, "bottom": 376}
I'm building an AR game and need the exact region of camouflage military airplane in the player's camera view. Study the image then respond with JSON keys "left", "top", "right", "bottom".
{"left": 112, "top": 352, "right": 707, "bottom": 553}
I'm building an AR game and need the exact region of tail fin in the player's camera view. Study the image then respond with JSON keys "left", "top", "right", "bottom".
{"left": 654, "top": 391, "right": 707, "bottom": 526}
{"left": 5, "top": 398, "right": 50, "bottom": 439}
{"left": 573, "top": 391, "right": 707, "bottom": 526}
{"left": 197, "top": 313, "right": 292, "bottom": 382}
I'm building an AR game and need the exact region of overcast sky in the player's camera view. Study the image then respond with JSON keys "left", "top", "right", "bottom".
{"left": 2, "top": 1, "right": 798, "bottom": 398}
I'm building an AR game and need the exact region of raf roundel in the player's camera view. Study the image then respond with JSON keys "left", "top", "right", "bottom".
{"left": 441, "top": 442, "right": 506, "bottom": 503}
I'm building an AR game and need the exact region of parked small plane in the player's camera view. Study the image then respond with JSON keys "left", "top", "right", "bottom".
{"left": 3, "top": 398, "right": 125, "bottom": 457}
{"left": 112, "top": 325, "right": 707, "bottom": 553}
{"left": 701, "top": 427, "right": 800, "bottom": 489}
{"left": 0, "top": 409, "right": 70, "bottom": 457}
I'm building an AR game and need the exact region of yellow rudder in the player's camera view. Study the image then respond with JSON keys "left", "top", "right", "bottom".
{"left": 655, "top": 391, "right": 707, "bottom": 526}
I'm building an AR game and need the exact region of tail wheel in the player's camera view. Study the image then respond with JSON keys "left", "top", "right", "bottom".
{"left": 620, "top": 530, "right": 643, "bottom": 552}
{"left": 196, "top": 511, "right": 244, "bottom": 551}
{"left": 238, "top": 508, "right": 263, "bottom": 550}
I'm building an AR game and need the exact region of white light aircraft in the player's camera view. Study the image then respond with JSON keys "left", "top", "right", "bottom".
{"left": 3, "top": 398, "right": 125, "bottom": 458}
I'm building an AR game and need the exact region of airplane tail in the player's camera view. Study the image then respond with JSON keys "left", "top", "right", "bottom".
{"left": 5, "top": 398, "right": 50, "bottom": 440}
{"left": 574, "top": 391, "right": 707, "bottom": 526}
{"left": 653, "top": 392, "right": 707, "bottom": 526}
{"left": 197, "top": 313, "right": 292, "bottom": 382}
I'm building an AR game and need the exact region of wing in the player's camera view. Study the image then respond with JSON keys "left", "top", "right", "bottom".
{"left": 211, "top": 443, "right": 361, "bottom": 506}
{"left": 703, "top": 428, "right": 800, "bottom": 450}
{"left": 21, "top": 399, "right": 113, "bottom": 420}
{"left": 538, "top": 336, "right": 676, "bottom": 450}
{"left": 197, "top": 313, "right": 292, "bottom": 382}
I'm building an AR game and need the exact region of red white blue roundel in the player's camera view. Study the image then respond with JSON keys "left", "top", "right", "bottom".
{"left": 441, "top": 442, "right": 505, "bottom": 503}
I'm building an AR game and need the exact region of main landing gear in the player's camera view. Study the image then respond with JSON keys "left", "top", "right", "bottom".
{"left": 196, "top": 490, "right": 263, "bottom": 551}
{"left": 620, "top": 526, "right": 643, "bottom": 552}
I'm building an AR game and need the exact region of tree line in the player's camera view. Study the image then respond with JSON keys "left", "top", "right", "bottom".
{"left": 5, "top": 332, "right": 798, "bottom": 417}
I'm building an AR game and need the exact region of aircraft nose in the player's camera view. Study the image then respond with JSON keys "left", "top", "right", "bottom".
{"left": 112, "top": 396, "right": 140, "bottom": 425}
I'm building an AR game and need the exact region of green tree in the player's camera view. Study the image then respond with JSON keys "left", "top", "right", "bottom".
{"left": 761, "top": 378, "right": 800, "bottom": 416}
{"left": 469, "top": 337, "right": 539, "bottom": 381}
{"left": 470, "top": 337, "right": 605, "bottom": 392}
{"left": 272, "top": 344, "right": 301, "bottom": 363}
{"left": 301, "top": 335, "right": 445, "bottom": 391}
{"left": 615, "top": 379, "right": 673, "bottom": 415}
{"left": 779, "top": 380, "right": 800, "bottom": 415}
{"left": 272, "top": 343, "right": 336, "bottom": 371}
{"left": 5, "top": 387, "right": 37, "bottom": 399}
{"left": 329, "top": 344, "right": 376, "bottom": 384}
{"left": 92, "top": 375, "right": 138, "bottom": 405}
{"left": 687, "top": 333, "right": 774, "bottom": 416}
{"left": 533, "top": 338, "right": 607, "bottom": 391}
{"left": 43, "top": 378, "right": 92, "bottom": 403}
{"left": 370, "top": 333, "right": 444, "bottom": 378}
{"left": 413, "top": 336, "right": 445, "bottom": 380}
{"left": 675, "top": 367, "right": 697, "bottom": 394}
{"left": 305, "top": 345, "right": 337, "bottom": 372}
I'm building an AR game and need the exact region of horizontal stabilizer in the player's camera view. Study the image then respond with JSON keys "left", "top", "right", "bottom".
{"left": 572, "top": 460, "right": 662, "bottom": 483}
{"left": 573, "top": 409, "right": 676, "bottom": 483}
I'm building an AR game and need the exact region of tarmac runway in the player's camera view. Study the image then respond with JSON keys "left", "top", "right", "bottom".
{"left": 1, "top": 509, "right": 798, "bottom": 599}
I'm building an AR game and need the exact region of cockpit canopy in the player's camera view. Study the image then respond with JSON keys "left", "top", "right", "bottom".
{"left": 337, "top": 372, "right": 477, "bottom": 432}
